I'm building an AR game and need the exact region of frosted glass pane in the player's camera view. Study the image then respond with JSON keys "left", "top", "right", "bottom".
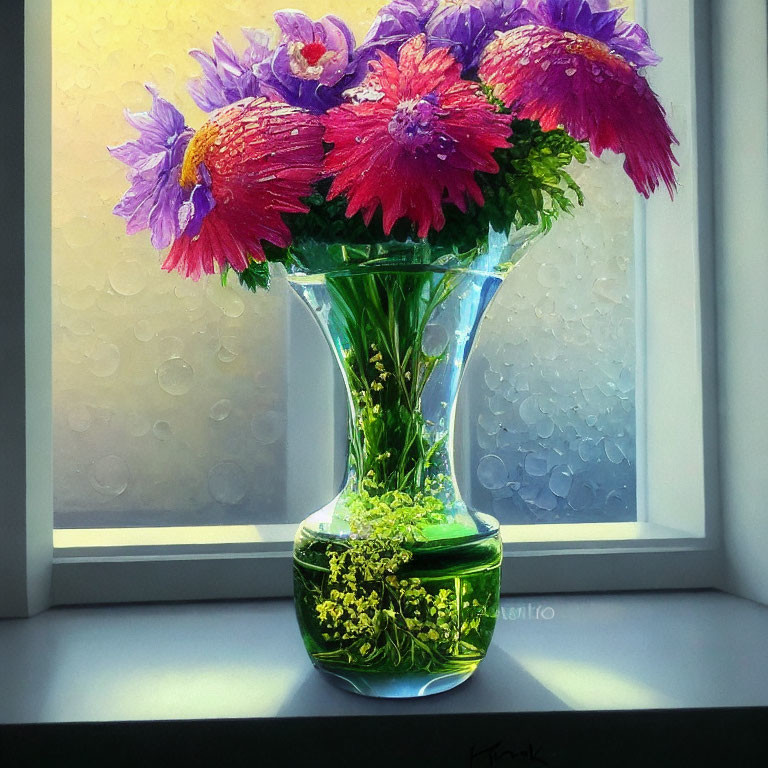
{"left": 464, "top": 155, "right": 637, "bottom": 523}
{"left": 51, "top": 0, "right": 637, "bottom": 528}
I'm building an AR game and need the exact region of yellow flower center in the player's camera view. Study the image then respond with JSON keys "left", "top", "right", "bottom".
{"left": 179, "top": 122, "right": 220, "bottom": 189}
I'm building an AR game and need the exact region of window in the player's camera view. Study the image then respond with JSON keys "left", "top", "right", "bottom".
{"left": 3, "top": 0, "right": 719, "bottom": 615}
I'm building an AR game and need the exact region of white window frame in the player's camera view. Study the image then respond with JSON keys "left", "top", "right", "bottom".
{"left": 3, "top": 0, "right": 724, "bottom": 615}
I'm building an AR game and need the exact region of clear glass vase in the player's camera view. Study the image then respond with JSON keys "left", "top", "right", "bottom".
{"left": 287, "top": 230, "right": 532, "bottom": 698}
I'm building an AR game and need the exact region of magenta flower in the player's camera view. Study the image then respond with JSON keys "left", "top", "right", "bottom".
{"left": 259, "top": 11, "right": 358, "bottom": 112}
{"left": 162, "top": 98, "right": 325, "bottom": 279}
{"left": 479, "top": 25, "right": 678, "bottom": 197}
{"left": 323, "top": 35, "right": 511, "bottom": 237}
{"left": 188, "top": 29, "right": 272, "bottom": 112}
{"left": 109, "top": 85, "right": 194, "bottom": 249}
{"left": 111, "top": 90, "right": 326, "bottom": 279}
{"left": 529, "top": 0, "right": 660, "bottom": 67}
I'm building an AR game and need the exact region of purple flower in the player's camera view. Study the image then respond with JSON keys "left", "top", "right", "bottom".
{"left": 529, "top": 0, "right": 661, "bottom": 67}
{"left": 357, "top": 1, "right": 437, "bottom": 70}
{"left": 188, "top": 29, "right": 272, "bottom": 112}
{"left": 109, "top": 86, "right": 195, "bottom": 249}
{"left": 425, "top": 0, "right": 538, "bottom": 71}
{"left": 258, "top": 11, "right": 358, "bottom": 112}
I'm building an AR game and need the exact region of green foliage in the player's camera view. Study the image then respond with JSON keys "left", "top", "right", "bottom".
{"left": 235, "top": 259, "right": 271, "bottom": 292}
{"left": 294, "top": 490, "right": 499, "bottom": 672}
{"left": 326, "top": 268, "right": 462, "bottom": 494}
{"left": 487, "top": 119, "right": 587, "bottom": 232}
{"left": 227, "top": 119, "right": 585, "bottom": 282}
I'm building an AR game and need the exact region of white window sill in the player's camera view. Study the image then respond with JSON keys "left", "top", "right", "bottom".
{"left": 1, "top": 589, "right": 766, "bottom": 726}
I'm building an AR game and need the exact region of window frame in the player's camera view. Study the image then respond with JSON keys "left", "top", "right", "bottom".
{"left": 2, "top": 0, "right": 722, "bottom": 615}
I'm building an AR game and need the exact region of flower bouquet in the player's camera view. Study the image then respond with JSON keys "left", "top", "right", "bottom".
{"left": 111, "top": 0, "right": 677, "bottom": 697}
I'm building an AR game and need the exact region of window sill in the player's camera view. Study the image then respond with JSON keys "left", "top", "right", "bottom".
{"left": 2, "top": 589, "right": 766, "bottom": 725}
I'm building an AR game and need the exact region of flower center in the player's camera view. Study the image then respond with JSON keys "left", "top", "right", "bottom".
{"left": 388, "top": 95, "right": 443, "bottom": 152}
{"left": 563, "top": 32, "right": 615, "bottom": 65}
{"left": 179, "top": 122, "right": 220, "bottom": 189}
{"left": 301, "top": 41, "right": 327, "bottom": 67}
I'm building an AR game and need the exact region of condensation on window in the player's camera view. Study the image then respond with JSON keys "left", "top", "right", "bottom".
{"left": 52, "top": 0, "right": 637, "bottom": 528}
{"left": 463, "top": 153, "right": 637, "bottom": 524}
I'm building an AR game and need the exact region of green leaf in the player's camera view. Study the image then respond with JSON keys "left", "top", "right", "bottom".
{"left": 236, "top": 259, "right": 271, "bottom": 293}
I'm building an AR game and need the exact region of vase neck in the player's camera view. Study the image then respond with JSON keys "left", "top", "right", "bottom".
{"left": 291, "top": 264, "right": 503, "bottom": 500}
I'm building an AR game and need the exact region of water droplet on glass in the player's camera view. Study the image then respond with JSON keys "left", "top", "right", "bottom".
{"left": 152, "top": 420, "right": 172, "bottom": 440}
{"left": 549, "top": 466, "right": 573, "bottom": 498}
{"left": 210, "top": 399, "right": 232, "bottom": 421}
{"left": 108, "top": 259, "right": 147, "bottom": 296}
{"left": 524, "top": 452, "right": 548, "bottom": 477}
{"left": 206, "top": 282, "right": 245, "bottom": 318}
{"left": 537, "top": 417, "right": 555, "bottom": 438}
{"left": 478, "top": 410, "right": 500, "bottom": 435}
{"left": 157, "top": 358, "right": 194, "bottom": 396}
{"left": 422, "top": 323, "right": 449, "bottom": 357}
{"left": 593, "top": 277, "right": 623, "bottom": 303}
{"left": 519, "top": 395, "right": 540, "bottom": 425}
{"left": 89, "top": 455, "right": 129, "bottom": 497}
{"left": 67, "top": 404, "right": 91, "bottom": 432}
{"left": 159, "top": 336, "right": 184, "bottom": 359}
{"left": 537, "top": 264, "right": 561, "bottom": 288}
{"left": 477, "top": 454, "right": 507, "bottom": 490}
{"left": 484, "top": 368, "right": 502, "bottom": 391}
{"left": 568, "top": 478, "right": 595, "bottom": 511}
{"left": 87, "top": 342, "right": 120, "bottom": 377}
{"left": 126, "top": 412, "right": 151, "bottom": 437}
{"left": 533, "top": 486, "right": 558, "bottom": 511}
{"left": 603, "top": 438, "right": 625, "bottom": 464}
{"left": 617, "top": 366, "right": 633, "bottom": 393}
{"left": 251, "top": 410, "right": 284, "bottom": 444}
{"left": 208, "top": 461, "right": 247, "bottom": 505}
{"left": 134, "top": 319, "right": 154, "bottom": 342}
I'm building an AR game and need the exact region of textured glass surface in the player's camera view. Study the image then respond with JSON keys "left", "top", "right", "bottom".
{"left": 52, "top": 1, "right": 636, "bottom": 528}
{"left": 463, "top": 154, "right": 637, "bottom": 523}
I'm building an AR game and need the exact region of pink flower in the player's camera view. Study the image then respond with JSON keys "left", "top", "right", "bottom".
{"left": 479, "top": 25, "right": 678, "bottom": 197}
{"left": 161, "top": 98, "right": 325, "bottom": 279}
{"left": 322, "top": 34, "right": 511, "bottom": 238}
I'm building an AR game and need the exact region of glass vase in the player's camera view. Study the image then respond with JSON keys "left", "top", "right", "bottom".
{"left": 288, "top": 230, "right": 531, "bottom": 698}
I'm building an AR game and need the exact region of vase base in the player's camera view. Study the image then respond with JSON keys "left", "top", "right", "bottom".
{"left": 314, "top": 663, "right": 478, "bottom": 698}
